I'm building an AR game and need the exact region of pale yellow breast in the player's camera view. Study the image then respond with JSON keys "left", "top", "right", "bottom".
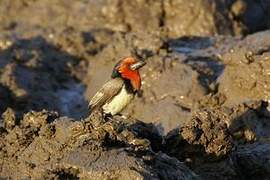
{"left": 102, "top": 84, "right": 134, "bottom": 115}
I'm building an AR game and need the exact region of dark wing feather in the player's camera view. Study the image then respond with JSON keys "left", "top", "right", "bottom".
{"left": 88, "top": 78, "right": 124, "bottom": 113}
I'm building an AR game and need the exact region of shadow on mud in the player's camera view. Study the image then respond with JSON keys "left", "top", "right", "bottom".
{"left": 167, "top": 36, "right": 225, "bottom": 90}
{"left": 168, "top": 36, "right": 213, "bottom": 52}
{"left": 0, "top": 36, "right": 88, "bottom": 120}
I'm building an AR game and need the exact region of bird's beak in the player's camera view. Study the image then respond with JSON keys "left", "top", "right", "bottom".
{"left": 130, "top": 61, "right": 146, "bottom": 70}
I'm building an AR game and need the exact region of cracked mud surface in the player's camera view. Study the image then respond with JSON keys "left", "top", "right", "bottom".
{"left": 1, "top": 0, "right": 270, "bottom": 179}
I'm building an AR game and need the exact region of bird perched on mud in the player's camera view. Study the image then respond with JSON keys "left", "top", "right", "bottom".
{"left": 88, "top": 57, "right": 146, "bottom": 119}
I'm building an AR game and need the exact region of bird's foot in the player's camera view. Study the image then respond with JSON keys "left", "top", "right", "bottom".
{"left": 120, "top": 114, "right": 128, "bottom": 119}
{"left": 103, "top": 113, "right": 113, "bottom": 122}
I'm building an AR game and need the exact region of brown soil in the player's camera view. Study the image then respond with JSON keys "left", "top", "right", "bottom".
{"left": 0, "top": 0, "right": 270, "bottom": 179}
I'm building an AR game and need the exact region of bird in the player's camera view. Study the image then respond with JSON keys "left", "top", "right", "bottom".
{"left": 88, "top": 57, "right": 146, "bottom": 119}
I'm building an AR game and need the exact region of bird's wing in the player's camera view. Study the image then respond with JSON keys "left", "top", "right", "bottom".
{"left": 88, "top": 78, "right": 124, "bottom": 112}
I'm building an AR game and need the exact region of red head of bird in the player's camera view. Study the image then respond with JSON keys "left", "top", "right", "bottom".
{"left": 111, "top": 57, "right": 146, "bottom": 91}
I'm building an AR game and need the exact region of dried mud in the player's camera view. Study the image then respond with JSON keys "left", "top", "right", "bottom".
{"left": 0, "top": 0, "right": 270, "bottom": 179}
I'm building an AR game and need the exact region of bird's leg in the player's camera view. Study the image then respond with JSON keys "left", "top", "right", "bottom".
{"left": 120, "top": 114, "right": 128, "bottom": 119}
{"left": 103, "top": 112, "right": 113, "bottom": 121}
{"left": 101, "top": 111, "right": 105, "bottom": 120}
{"left": 116, "top": 113, "right": 128, "bottom": 119}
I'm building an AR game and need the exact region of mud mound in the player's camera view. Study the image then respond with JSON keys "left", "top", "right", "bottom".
{"left": 165, "top": 100, "right": 270, "bottom": 179}
{"left": 1, "top": 100, "right": 269, "bottom": 179}
{"left": 218, "top": 31, "right": 270, "bottom": 106}
{"left": 0, "top": 110, "right": 199, "bottom": 179}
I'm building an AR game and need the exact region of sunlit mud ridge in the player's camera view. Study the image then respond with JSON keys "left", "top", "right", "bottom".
{"left": 0, "top": 110, "right": 199, "bottom": 179}
{"left": 1, "top": 100, "right": 270, "bottom": 179}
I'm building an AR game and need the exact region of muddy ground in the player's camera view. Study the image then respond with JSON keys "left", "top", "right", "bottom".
{"left": 0, "top": 0, "right": 270, "bottom": 179}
